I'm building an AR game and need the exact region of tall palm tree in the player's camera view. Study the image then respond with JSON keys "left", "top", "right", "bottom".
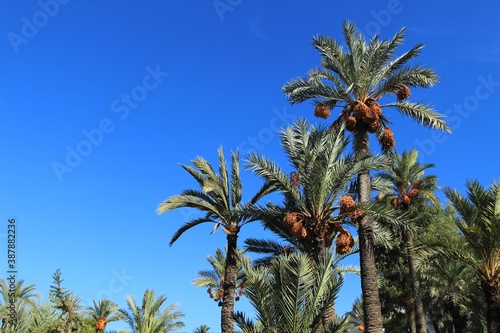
{"left": 192, "top": 247, "right": 249, "bottom": 305}
{"left": 283, "top": 21, "right": 449, "bottom": 332}
{"left": 246, "top": 119, "right": 389, "bottom": 264}
{"left": 429, "top": 179, "right": 500, "bottom": 333}
{"left": 119, "top": 289, "right": 184, "bottom": 333}
{"left": 234, "top": 251, "right": 350, "bottom": 333}
{"left": 85, "top": 299, "right": 122, "bottom": 332}
{"left": 378, "top": 149, "right": 437, "bottom": 333}
{"left": 157, "top": 146, "right": 272, "bottom": 333}
{"left": 246, "top": 119, "right": 393, "bottom": 329}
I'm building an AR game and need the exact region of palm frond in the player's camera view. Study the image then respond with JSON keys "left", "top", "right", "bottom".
{"left": 384, "top": 101, "right": 450, "bottom": 132}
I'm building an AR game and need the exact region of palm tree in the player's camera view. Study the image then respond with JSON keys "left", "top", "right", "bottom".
{"left": 419, "top": 203, "right": 487, "bottom": 332}
{"left": 0, "top": 279, "right": 39, "bottom": 331}
{"left": 119, "top": 289, "right": 184, "bottom": 333}
{"left": 193, "top": 324, "right": 212, "bottom": 333}
{"left": 246, "top": 119, "right": 393, "bottom": 329}
{"left": 378, "top": 149, "right": 437, "bottom": 333}
{"left": 282, "top": 21, "right": 449, "bottom": 332}
{"left": 85, "top": 299, "right": 122, "bottom": 332}
{"left": 246, "top": 119, "right": 389, "bottom": 264}
{"left": 157, "top": 146, "right": 272, "bottom": 333}
{"left": 422, "top": 258, "right": 479, "bottom": 333}
{"left": 428, "top": 179, "right": 500, "bottom": 333}
{"left": 192, "top": 247, "right": 249, "bottom": 305}
{"left": 17, "top": 300, "right": 60, "bottom": 333}
{"left": 234, "top": 251, "right": 350, "bottom": 333}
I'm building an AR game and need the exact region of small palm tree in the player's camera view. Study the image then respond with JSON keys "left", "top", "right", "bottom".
{"left": 192, "top": 247, "right": 249, "bottom": 305}
{"left": 119, "top": 289, "right": 184, "bottom": 333}
{"left": 85, "top": 299, "right": 122, "bottom": 332}
{"left": 428, "top": 179, "right": 500, "bottom": 333}
{"left": 193, "top": 324, "right": 212, "bottom": 333}
{"left": 422, "top": 258, "right": 478, "bottom": 333}
{"left": 234, "top": 252, "right": 350, "bottom": 333}
{"left": 0, "top": 279, "right": 39, "bottom": 331}
{"left": 282, "top": 21, "right": 449, "bottom": 333}
{"left": 157, "top": 146, "right": 272, "bottom": 333}
{"left": 19, "top": 300, "right": 60, "bottom": 333}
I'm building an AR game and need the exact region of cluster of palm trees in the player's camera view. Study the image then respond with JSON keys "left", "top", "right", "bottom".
{"left": 0, "top": 271, "right": 185, "bottom": 333}
{"left": 2, "top": 21, "right": 497, "bottom": 333}
{"left": 158, "top": 21, "right": 499, "bottom": 333}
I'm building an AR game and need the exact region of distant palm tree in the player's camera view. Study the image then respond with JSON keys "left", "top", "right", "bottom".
{"left": 17, "top": 300, "right": 59, "bottom": 333}
{"left": 0, "top": 279, "right": 38, "bottom": 331}
{"left": 422, "top": 258, "right": 477, "bottom": 333}
{"left": 234, "top": 252, "right": 350, "bottom": 333}
{"left": 193, "top": 324, "right": 212, "bottom": 333}
{"left": 378, "top": 149, "right": 437, "bottom": 333}
{"left": 157, "top": 146, "right": 272, "bottom": 333}
{"left": 428, "top": 180, "right": 500, "bottom": 333}
{"left": 192, "top": 247, "right": 249, "bottom": 305}
{"left": 119, "top": 289, "right": 184, "bottom": 333}
{"left": 85, "top": 299, "right": 122, "bottom": 332}
{"left": 283, "top": 21, "right": 449, "bottom": 333}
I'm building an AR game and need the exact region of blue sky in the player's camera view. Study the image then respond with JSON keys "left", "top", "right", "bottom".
{"left": 1, "top": 1, "right": 499, "bottom": 332}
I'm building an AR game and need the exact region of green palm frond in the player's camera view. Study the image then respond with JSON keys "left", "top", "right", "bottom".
{"left": 384, "top": 101, "right": 450, "bottom": 132}
{"left": 119, "top": 290, "right": 184, "bottom": 333}
{"left": 283, "top": 20, "right": 448, "bottom": 143}
{"left": 169, "top": 217, "right": 216, "bottom": 246}
{"left": 239, "top": 252, "right": 345, "bottom": 333}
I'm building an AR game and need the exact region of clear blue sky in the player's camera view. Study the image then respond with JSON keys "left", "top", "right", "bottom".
{"left": 1, "top": 1, "right": 499, "bottom": 332}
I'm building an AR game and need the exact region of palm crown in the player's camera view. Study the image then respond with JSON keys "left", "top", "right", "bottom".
{"left": 245, "top": 118, "right": 389, "bottom": 259}
{"left": 157, "top": 147, "right": 272, "bottom": 243}
{"left": 283, "top": 21, "right": 450, "bottom": 150}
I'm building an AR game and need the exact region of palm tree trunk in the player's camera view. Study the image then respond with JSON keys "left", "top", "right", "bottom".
{"left": 481, "top": 279, "right": 499, "bottom": 333}
{"left": 221, "top": 233, "right": 238, "bottom": 333}
{"left": 404, "top": 229, "right": 427, "bottom": 333}
{"left": 355, "top": 130, "right": 384, "bottom": 333}
{"left": 427, "top": 309, "right": 440, "bottom": 333}
{"left": 313, "top": 238, "right": 336, "bottom": 331}
{"left": 407, "top": 296, "right": 417, "bottom": 333}
{"left": 451, "top": 304, "right": 466, "bottom": 333}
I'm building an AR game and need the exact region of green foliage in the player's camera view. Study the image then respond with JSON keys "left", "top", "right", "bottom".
{"left": 192, "top": 247, "right": 250, "bottom": 304}
{"left": 283, "top": 21, "right": 449, "bottom": 134}
{"left": 234, "top": 252, "right": 350, "bottom": 333}
{"left": 157, "top": 146, "right": 273, "bottom": 245}
{"left": 119, "top": 289, "right": 185, "bottom": 333}
{"left": 245, "top": 118, "right": 391, "bottom": 259}
{"left": 49, "top": 269, "right": 85, "bottom": 333}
